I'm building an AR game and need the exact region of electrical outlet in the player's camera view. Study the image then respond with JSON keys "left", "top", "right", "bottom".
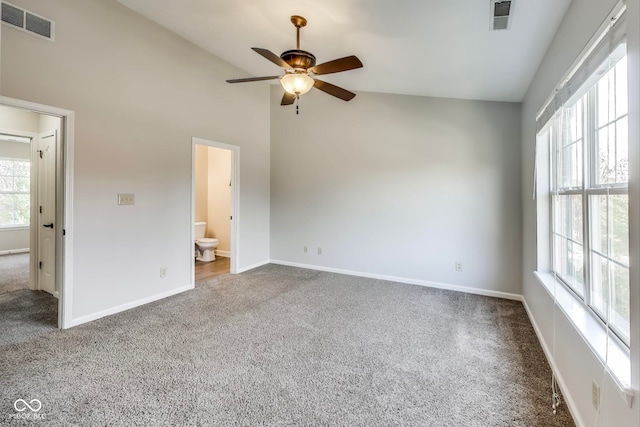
{"left": 455, "top": 261, "right": 463, "bottom": 272}
{"left": 318, "top": 247, "right": 322, "bottom": 255}
{"left": 160, "top": 267, "right": 167, "bottom": 278}
{"left": 118, "top": 193, "right": 135, "bottom": 205}
{"left": 592, "top": 380, "right": 600, "bottom": 409}
{"left": 303, "top": 245, "right": 308, "bottom": 253}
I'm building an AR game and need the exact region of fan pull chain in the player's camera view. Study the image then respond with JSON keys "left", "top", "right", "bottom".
{"left": 295, "top": 95, "right": 300, "bottom": 115}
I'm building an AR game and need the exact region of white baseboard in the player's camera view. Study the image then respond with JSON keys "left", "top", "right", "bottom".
{"left": 215, "top": 250, "right": 230, "bottom": 258}
{"left": 236, "top": 259, "right": 270, "bottom": 274}
{"left": 65, "top": 284, "right": 194, "bottom": 328}
{"left": 269, "top": 259, "right": 523, "bottom": 301}
{"left": 0, "top": 248, "right": 30, "bottom": 256}
{"left": 521, "top": 298, "right": 584, "bottom": 427}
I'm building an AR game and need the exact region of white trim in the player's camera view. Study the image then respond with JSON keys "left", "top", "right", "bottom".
{"left": 269, "top": 260, "right": 524, "bottom": 301}
{"left": 215, "top": 250, "right": 230, "bottom": 258}
{"left": 521, "top": 297, "right": 585, "bottom": 427}
{"left": 0, "top": 225, "right": 29, "bottom": 231}
{"left": 0, "top": 96, "right": 75, "bottom": 330}
{"left": 0, "top": 127, "right": 37, "bottom": 140}
{"left": 0, "top": 155, "right": 30, "bottom": 162}
{"left": 534, "top": 271, "right": 634, "bottom": 405}
{"left": 191, "top": 137, "right": 240, "bottom": 279}
{"left": 236, "top": 259, "right": 270, "bottom": 273}
{"left": 61, "top": 111, "right": 75, "bottom": 330}
{"left": 0, "top": 248, "right": 29, "bottom": 255}
{"left": 66, "top": 285, "right": 193, "bottom": 328}
{"left": 0, "top": 96, "right": 73, "bottom": 117}
{"left": 0, "top": 133, "right": 30, "bottom": 144}
{"left": 190, "top": 143, "right": 196, "bottom": 288}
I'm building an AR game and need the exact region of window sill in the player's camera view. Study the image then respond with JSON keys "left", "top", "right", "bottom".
{"left": 534, "top": 271, "right": 634, "bottom": 407}
{"left": 0, "top": 225, "right": 29, "bottom": 231}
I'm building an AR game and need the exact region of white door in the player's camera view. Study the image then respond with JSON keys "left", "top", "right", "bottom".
{"left": 37, "top": 131, "right": 57, "bottom": 296}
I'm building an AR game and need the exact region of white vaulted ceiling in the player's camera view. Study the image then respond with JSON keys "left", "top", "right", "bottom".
{"left": 117, "top": 0, "right": 572, "bottom": 102}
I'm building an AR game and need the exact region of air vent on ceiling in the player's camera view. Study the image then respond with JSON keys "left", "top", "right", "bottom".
{"left": 490, "top": 0, "right": 513, "bottom": 31}
{"left": 1, "top": 2, "right": 54, "bottom": 40}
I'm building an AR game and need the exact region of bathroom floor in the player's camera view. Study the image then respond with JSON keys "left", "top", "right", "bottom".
{"left": 195, "top": 256, "right": 230, "bottom": 284}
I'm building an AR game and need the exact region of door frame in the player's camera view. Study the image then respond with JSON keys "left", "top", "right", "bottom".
{"left": 191, "top": 137, "right": 240, "bottom": 282}
{"left": 0, "top": 96, "right": 75, "bottom": 329}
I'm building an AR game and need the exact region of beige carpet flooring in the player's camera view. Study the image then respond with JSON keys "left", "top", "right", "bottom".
{"left": 0, "top": 264, "right": 575, "bottom": 426}
{"left": 0, "top": 253, "right": 30, "bottom": 294}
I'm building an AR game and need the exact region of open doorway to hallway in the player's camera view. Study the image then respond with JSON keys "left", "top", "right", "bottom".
{"left": 0, "top": 104, "right": 64, "bottom": 333}
{"left": 0, "top": 96, "right": 74, "bottom": 332}
{"left": 192, "top": 138, "right": 239, "bottom": 285}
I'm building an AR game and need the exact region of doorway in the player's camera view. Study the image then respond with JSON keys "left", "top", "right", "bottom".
{"left": 0, "top": 96, "right": 74, "bottom": 329}
{"left": 0, "top": 110, "right": 59, "bottom": 297}
{"left": 191, "top": 137, "right": 239, "bottom": 285}
{"left": 0, "top": 127, "right": 36, "bottom": 297}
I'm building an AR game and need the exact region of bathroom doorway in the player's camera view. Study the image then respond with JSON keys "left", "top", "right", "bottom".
{"left": 191, "top": 137, "right": 239, "bottom": 285}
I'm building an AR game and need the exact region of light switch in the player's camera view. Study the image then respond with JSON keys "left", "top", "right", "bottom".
{"left": 118, "top": 193, "right": 135, "bottom": 205}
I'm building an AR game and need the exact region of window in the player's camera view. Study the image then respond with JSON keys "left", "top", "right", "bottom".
{"left": 548, "top": 47, "right": 629, "bottom": 346}
{"left": 0, "top": 158, "right": 31, "bottom": 227}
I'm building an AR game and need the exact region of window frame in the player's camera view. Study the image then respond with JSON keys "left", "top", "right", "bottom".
{"left": 534, "top": 3, "right": 632, "bottom": 397}
{"left": 548, "top": 48, "right": 630, "bottom": 348}
{"left": 0, "top": 156, "right": 31, "bottom": 229}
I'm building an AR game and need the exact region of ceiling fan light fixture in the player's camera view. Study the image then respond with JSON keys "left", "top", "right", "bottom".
{"left": 227, "top": 16, "right": 361, "bottom": 104}
{"left": 280, "top": 73, "right": 314, "bottom": 95}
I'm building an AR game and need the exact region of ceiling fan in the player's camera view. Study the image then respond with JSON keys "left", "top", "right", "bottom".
{"left": 226, "top": 15, "right": 363, "bottom": 109}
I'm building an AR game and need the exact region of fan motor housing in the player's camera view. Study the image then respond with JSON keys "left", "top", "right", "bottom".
{"left": 281, "top": 50, "right": 316, "bottom": 69}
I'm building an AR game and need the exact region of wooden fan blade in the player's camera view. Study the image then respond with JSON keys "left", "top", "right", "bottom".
{"left": 252, "top": 47, "right": 292, "bottom": 69}
{"left": 313, "top": 79, "right": 356, "bottom": 101}
{"left": 281, "top": 92, "right": 296, "bottom": 105}
{"left": 226, "top": 75, "right": 281, "bottom": 83}
{"left": 309, "top": 55, "right": 363, "bottom": 75}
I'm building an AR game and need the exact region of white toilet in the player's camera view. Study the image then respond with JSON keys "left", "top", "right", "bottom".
{"left": 194, "top": 221, "right": 218, "bottom": 262}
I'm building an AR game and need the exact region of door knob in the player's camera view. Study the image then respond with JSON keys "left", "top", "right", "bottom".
{"left": 43, "top": 223, "right": 54, "bottom": 228}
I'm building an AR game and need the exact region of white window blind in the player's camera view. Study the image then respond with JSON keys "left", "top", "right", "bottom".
{"left": 536, "top": 10, "right": 626, "bottom": 133}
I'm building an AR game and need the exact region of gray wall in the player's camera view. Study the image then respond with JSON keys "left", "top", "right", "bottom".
{"left": 271, "top": 87, "right": 522, "bottom": 296}
{"left": 521, "top": 0, "right": 640, "bottom": 425}
{"left": 1, "top": 0, "right": 271, "bottom": 321}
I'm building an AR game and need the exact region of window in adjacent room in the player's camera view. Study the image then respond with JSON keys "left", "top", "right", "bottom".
{"left": 0, "top": 157, "right": 31, "bottom": 227}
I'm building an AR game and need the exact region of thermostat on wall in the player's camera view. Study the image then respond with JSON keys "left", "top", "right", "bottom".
{"left": 118, "top": 193, "right": 135, "bottom": 205}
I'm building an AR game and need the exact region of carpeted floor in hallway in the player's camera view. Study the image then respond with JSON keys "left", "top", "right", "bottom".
{"left": 0, "top": 253, "right": 30, "bottom": 295}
